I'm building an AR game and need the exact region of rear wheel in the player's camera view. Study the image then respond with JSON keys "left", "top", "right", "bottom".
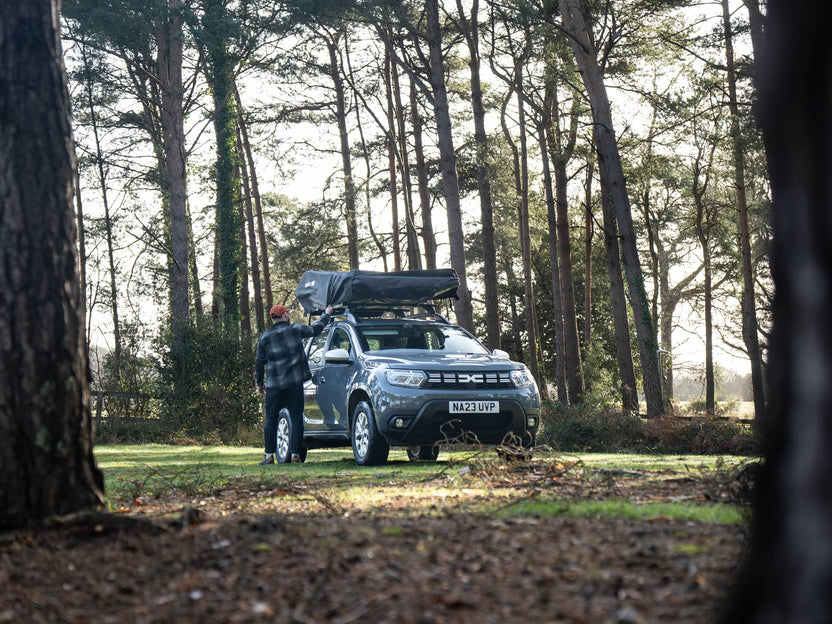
{"left": 351, "top": 401, "right": 389, "bottom": 466}
{"left": 406, "top": 445, "right": 440, "bottom": 462}
{"left": 275, "top": 409, "right": 307, "bottom": 463}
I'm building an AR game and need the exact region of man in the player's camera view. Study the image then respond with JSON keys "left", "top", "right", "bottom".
{"left": 255, "top": 303, "right": 334, "bottom": 464}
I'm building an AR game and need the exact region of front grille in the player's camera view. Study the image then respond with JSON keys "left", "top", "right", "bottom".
{"left": 430, "top": 411, "right": 513, "bottom": 443}
{"left": 425, "top": 371, "right": 513, "bottom": 389}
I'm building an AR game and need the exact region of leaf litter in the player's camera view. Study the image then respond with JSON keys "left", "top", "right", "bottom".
{"left": 0, "top": 453, "right": 753, "bottom": 623}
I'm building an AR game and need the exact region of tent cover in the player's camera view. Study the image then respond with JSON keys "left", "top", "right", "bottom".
{"left": 295, "top": 269, "right": 459, "bottom": 314}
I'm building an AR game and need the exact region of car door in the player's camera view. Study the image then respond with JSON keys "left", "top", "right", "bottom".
{"left": 303, "top": 327, "right": 330, "bottom": 431}
{"left": 314, "top": 326, "right": 353, "bottom": 433}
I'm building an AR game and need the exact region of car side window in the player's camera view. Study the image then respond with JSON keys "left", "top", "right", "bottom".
{"left": 332, "top": 328, "right": 352, "bottom": 354}
{"left": 307, "top": 328, "right": 330, "bottom": 366}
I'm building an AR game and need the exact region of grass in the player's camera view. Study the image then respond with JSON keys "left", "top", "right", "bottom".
{"left": 500, "top": 498, "right": 746, "bottom": 525}
{"left": 95, "top": 445, "right": 752, "bottom": 525}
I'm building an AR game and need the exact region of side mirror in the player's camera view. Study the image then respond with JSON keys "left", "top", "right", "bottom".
{"left": 324, "top": 348, "right": 351, "bottom": 364}
{"left": 492, "top": 349, "right": 511, "bottom": 359}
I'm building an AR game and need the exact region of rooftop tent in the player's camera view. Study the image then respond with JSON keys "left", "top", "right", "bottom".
{"left": 295, "top": 269, "right": 459, "bottom": 314}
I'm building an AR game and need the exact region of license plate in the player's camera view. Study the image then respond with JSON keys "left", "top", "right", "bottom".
{"left": 449, "top": 400, "right": 499, "bottom": 414}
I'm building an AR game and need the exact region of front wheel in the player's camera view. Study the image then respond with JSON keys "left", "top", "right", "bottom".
{"left": 275, "top": 409, "right": 307, "bottom": 464}
{"left": 351, "top": 401, "right": 389, "bottom": 466}
{"left": 406, "top": 445, "right": 439, "bottom": 462}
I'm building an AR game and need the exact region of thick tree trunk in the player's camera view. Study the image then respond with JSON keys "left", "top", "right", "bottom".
{"left": 457, "top": 0, "right": 499, "bottom": 349}
{"left": 722, "top": 1, "right": 832, "bottom": 620}
{"left": 203, "top": 2, "right": 241, "bottom": 333}
{"left": 722, "top": 0, "right": 766, "bottom": 423}
{"left": 157, "top": 0, "right": 189, "bottom": 350}
{"left": 425, "top": 0, "right": 474, "bottom": 331}
{"left": 560, "top": 0, "right": 663, "bottom": 417}
{"left": 0, "top": 0, "right": 105, "bottom": 529}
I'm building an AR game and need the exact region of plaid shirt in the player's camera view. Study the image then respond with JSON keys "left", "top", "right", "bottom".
{"left": 255, "top": 314, "right": 330, "bottom": 389}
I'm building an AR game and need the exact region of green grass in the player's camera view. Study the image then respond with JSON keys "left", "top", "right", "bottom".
{"left": 95, "top": 445, "right": 750, "bottom": 524}
{"left": 500, "top": 498, "right": 746, "bottom": 525}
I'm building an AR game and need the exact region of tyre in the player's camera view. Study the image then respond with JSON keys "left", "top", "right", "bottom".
{"left": 406, "top": 445, "right": 439, "bottom": 462}
{"left": 275, "top": 409, "right": 308, "bottom": 463}
{"left": 351, "top": 400, "right": 389, "bottom": 466}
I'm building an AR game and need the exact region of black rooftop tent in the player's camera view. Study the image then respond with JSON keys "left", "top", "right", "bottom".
{"left": 295, "top": 269, "right": 459, "bottom": 314}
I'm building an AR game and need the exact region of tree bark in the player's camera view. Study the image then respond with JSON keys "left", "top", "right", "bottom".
{"left": 600, "top": 177, "right": 639, "bottom": 414}
{"left": 391, "top": 63, "right": 422, "bottom": 270}
{"left": 326, "top": 31, "right": 360, "bottom": 270}
{"left": 538, "top": 118, "right": 568, "bottom": 403}
{"left": 384, "top": 48, "right": 402, "bottom": 271}
{"left": 547, "top": 85, "right": 585, "bottom": 403}
{"left": 722, "top": 1, "right": 832, "bottom": 620}
{"left": 425, "top": 0, "right": 474, "bottom": 331}
{"left": 236, "top": 126, "right": 262, "bottom": 333}
{"left": 156, "top": 0, "right": 189, "bottom": 350}
{"left": 559, "top": 0, "right": 663, "bottom": 417}
{"left": 410, "top": 81, "right": 437, "bottom": 270}
{"left": 722, "top": 0, "right": 766, "bottom": 423}
{"left": 0, "top": 0, "right": 105, "bottom": 529}
{"left": 515, "top": 66, "right": 541, "bottom": 384}
{"left": 235, "top": 86, "right": 272, "bottom": 311}
{"left": 456, "top": 0, "right": 500, "bottom": 349}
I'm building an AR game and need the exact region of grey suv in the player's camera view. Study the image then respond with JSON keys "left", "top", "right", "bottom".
{"left": 279, "top": 270, "right": 541, "bottom": 465}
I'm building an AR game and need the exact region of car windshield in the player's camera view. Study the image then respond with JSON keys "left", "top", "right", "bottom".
{"left": 357, "top": 323, "right": 488, "bottom": 355}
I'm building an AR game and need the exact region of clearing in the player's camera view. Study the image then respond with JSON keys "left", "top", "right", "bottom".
{"left": 0, "top": 447, "right": 755, "bottom": 623}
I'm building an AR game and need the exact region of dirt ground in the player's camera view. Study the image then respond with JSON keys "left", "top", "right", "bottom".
{"left": 0, "top": 460, "right": 752, "bottom": 623}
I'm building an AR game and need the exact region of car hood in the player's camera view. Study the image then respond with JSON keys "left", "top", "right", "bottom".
{"left": 364, "top": 351, "right": 524, "bottom": 369}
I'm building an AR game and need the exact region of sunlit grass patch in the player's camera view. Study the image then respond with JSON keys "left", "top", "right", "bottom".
{"left": 500, "top": 498, "right": 745, "bottom": 525}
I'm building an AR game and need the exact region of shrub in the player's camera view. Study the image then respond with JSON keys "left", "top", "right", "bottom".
{"left": 155, "top": 321, "right": 261, "bottom": 444}
{"left": 540, "top": 401, "right": 757, "bottom": 455}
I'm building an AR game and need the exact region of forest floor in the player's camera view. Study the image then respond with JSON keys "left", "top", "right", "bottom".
{"left": 0, "top": 454, "right": 756, "bottom": 623}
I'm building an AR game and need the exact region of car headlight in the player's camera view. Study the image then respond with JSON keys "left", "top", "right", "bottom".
{"left": 510, "top": 368, "right": 535, "bottom": 388}
{"left": 386, "top": 369, "right": 426, "bottom": 388}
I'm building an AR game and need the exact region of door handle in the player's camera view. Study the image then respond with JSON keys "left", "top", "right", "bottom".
{"left": 319, "top": 375, "right": 326, "bottom": 384}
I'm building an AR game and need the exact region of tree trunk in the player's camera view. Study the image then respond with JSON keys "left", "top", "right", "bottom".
{"left": 327, "top": 32, "right": 359, "bottom": 270}
{"left": 0, "top": 0, "right": 105, "bottom": 529}
{"left": 384, "top": 49, "right": 402, "bottom": 271}
{"left": 515, "top": 67, "right": 541, "bottom": 384}
{"left": 79, "top": 42, "right": 122, "bottom": 381}
{"left": 693, "top": 143, "right": 717, "bottom": 414}
{"left": 410, "top": 81, "right": 437, "bottom": 269}
{"left": 600, "top": 178, "right": 639, "bottom": 414}
{"left": 425, "top": 0, "right": 474, "bottom": 330}
{"left": 584, "top": 158, "right": 594, "bottom": 355}
{"left": 391, "top": 65, "right": 422, "bottom": 270}
{"left": 548, "top": 87, "right": 585, "bottom": 403}
{"left": 560, "top": 0, "right": 663, "bottom": 417}
{"left": 721, "top": 1, "right": 832, "bottom": 620}
{"left": 538, "top": 118, "right": 568, "bottom": 403}
{"left": 156, "top": 0, "right": 189, "bottom": 352}
{"left": 722, "top": 0, "right": 766, "bottom": 424}
{"left": 236, "top": 124, "right": 263, "bottom": 333}
{"left": 235, "top": 86, "right": 272, "bottom": 311}
{"left": 203, "top": 1, "right": 241, "bottom": 333}
{"left": 457, "top": 0, "right": 499, "bottom": 349}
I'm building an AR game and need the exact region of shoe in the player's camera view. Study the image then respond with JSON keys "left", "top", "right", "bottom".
{"left": 290, "top": 454, "right": 301, "bottom": 463}
{"left": 258, "top": 455, "right": 274, "bottom": 465}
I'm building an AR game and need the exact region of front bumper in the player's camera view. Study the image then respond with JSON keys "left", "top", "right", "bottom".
{"left": 376, "top": 398, "right": 540, "bottom": 446}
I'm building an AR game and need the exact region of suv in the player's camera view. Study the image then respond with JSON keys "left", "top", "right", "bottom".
{"left": 274, "top": 270, "right": 541, "bottom": 466}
